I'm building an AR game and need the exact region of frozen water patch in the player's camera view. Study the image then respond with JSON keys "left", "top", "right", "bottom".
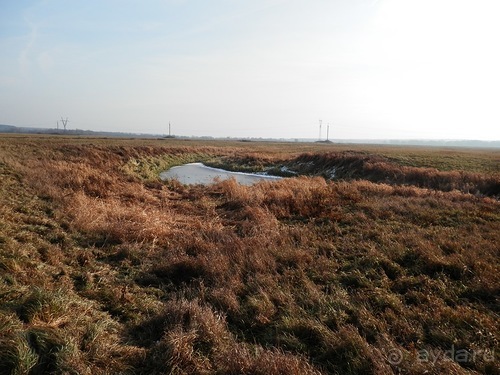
{"left": 279, "top": 166, "right": 298, "bottom": 176}
{"left": 327, "top": 167, "right": 337, "bottom": 179}
{"left": 160, "top": 163, "right": 282, "bottom": 186}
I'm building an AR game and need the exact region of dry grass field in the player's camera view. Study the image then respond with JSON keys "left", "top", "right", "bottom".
{"left": 0, "top": 135, "right": 498, "bottom": 374}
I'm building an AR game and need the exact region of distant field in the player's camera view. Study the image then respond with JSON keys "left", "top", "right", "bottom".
{"left": 0, "top": 135, "right": 498, "bottom": 374}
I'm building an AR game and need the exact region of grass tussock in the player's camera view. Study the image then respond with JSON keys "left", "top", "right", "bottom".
{"left": 0, "top": 136, "right": 498, "bottom": 374}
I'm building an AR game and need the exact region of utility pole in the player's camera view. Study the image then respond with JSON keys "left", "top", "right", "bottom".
{"left": 327, "top": 123, "right": 330, "bottom": 141}
{"left": 169, "top": 121, "right": 171, "bottom": 137}
{"left": 60, "top": 117, "right": 69, "bottom": 132}
{"left": 319, "top": 119, "right": 322, "bottom": 141}
{"left": 56, "top": 121, "right": 59, "bottom": 130}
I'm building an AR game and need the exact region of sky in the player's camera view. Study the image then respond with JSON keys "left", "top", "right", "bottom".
{"left": 1, "top": 0, "right": 499, "bottom": 140}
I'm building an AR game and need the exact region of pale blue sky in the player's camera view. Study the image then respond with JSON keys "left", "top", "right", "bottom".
{"left": 1, "top": 0, "right": 499, "bottom": 139}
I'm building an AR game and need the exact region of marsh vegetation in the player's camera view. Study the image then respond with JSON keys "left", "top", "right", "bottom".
{"left": 0, "top": 136, "right": 498, "bottom": 374}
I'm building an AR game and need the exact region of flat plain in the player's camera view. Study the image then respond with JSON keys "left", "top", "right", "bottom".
{"left": 0, "top": 135, "right": 498, "bottom": 374}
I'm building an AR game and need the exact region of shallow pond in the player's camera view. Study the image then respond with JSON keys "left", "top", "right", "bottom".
{"left": 160, "top": 162, "right": 282, "bottom": 186}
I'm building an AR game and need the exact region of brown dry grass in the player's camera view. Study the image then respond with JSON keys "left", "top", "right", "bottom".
{"left": 0, "top": 136, "right": 498, "bottom": 374}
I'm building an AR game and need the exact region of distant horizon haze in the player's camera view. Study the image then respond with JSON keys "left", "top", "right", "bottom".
{"left": 1, "top": 0, "right": 499, "bottom": 140}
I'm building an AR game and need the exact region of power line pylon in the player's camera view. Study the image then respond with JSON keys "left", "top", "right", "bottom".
{"left": 60, "top": 117, "right": 69, "bottom": 132}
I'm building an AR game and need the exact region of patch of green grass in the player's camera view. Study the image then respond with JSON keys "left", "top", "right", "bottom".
{"left": 121, "top": 152, "right": 216, "bottom": 181}
{"left": 381, "top": 148, "right": 500, "bottom": 174}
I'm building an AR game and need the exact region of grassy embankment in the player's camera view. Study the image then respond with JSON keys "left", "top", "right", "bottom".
{"left": 0, "top": 136, "right": 498, "bottom": 374}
